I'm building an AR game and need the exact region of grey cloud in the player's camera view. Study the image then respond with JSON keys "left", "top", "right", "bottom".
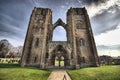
{"left": 82, "top": 0, "right": 107, "bottom": 5}
{"left": 0, "top": 0, "right": 119, "bottom": 46}
{"left": 91, "top": 5, "right": 120, "bottom": 35}
{"left": 97, "top": 45, "right": 120, "bottom": 51}
{"left": 0, "top": 0, "right": 35, "bottom": 41}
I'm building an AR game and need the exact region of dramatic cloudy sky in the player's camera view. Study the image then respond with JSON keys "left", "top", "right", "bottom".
{"left": 0, "top": 0, "right": 120, "bottom": 56}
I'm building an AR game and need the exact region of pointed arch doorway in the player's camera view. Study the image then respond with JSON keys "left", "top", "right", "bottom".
{"left": 50, "top": 45, "right": 70, "bottom": 68}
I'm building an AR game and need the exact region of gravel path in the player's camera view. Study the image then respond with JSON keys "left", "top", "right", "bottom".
{"left": 47, "top": 70, "right": 71, "bottom": 80}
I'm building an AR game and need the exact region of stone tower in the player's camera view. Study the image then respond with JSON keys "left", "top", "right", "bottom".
{"left": 21, "top": 7, "right": 99, "bottom": 69}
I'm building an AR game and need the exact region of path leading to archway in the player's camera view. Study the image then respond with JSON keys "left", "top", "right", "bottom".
{"left": 47, "top": 70, "right": 72, "bottom": 80}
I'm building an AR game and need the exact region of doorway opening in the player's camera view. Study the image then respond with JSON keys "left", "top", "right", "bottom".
{"left": 54, "top": 56, "right": 65, "bottom": 67}
{"left": 55, "top": 56, "right": 59, "bottom": 67}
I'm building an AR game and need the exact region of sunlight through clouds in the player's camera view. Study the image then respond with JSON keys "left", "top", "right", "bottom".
{"left": 86, "top": 0, "right": 120, "bottom": 17}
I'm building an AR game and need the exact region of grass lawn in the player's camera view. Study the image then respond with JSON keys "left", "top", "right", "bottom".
{"left": 68, "top": 65, "right": 120, "bottom": 80}
{"left": 0, "top": 63, "right": 50, "bottom": 80}
{"left": 54, "top": 60, "right": 64, "bottom": 66}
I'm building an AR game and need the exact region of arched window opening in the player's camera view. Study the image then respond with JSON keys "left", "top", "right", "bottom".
{"left": 52, "top": 26, "right": 67, "bottom": 41}
{"left": 34, "top": 56, "right": 37, "bottom": 63}
{"left": 60, "top": 56, "right": 64, "bottom": 67}
{"left": 55, "top": 56, "right": 59, "bottom": 67}
{"left": 82, "top": 57, "right": 85, "bottom": 63}
{"left": 46, "top": 53, "right": 49, "bottom": 58}
{"left": 35, "top": 38, "right": 39, "bottom": 47}
{"left": 71, "top": 52, "right": 73, "bottom": 59}
{"left": 80, "top": 39, "right": 85, "bottom": 46}
{"left": 77, "top": 55, "right": 80, "bottom": 64}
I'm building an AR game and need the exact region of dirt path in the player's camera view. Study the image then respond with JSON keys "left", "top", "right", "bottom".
{"left": 47, "top": 70, "right": 71, "bottom": 80}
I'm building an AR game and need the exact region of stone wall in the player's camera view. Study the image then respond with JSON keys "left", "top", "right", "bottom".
{"left": 21, "top": 7, "right": 99, "bottom": 69}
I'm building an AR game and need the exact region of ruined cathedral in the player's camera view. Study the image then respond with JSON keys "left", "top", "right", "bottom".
{"left": 21, "top": 7, "right": 99, "bottom": 69}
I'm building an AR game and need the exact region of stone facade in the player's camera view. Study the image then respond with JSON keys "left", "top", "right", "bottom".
{"left": 21, "top": 7, "right": 99, "bottom": 69}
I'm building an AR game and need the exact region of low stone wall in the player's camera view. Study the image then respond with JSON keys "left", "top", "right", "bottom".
{"left": 0, "top": 58, "right": 21, "bottom": 63}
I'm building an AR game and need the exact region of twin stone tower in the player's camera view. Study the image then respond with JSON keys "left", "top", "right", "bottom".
{"left": 21, "top": 7, "right": 99, "bottom": 69}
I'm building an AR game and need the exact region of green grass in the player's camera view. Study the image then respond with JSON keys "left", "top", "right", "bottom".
{"left": 68, "top": 65, "right": 120, "bottom": 80}
{"left": 55, "top": 60, "right": 64, "bottom": 66}
{"left": 0, "top": 63, "right": 50, "bottom": 80}
{"left": 60, "top": 61, "right": 64, "bottom": 65}
{"left": 1, "top": 63, "right": 120, "bottom": 80}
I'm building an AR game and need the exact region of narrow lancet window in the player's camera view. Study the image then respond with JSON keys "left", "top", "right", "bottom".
{"left": 35, "top": 38, "right": 39, "bottom": 47}
{"left": 80, "top": 39, "right": 85, "bottom": 46}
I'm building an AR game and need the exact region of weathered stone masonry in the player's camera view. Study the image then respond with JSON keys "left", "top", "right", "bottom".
{"left": 21, "top": 7, "right": 99, "bottom": 69}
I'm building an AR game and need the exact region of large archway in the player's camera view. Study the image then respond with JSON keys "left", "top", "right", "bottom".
{"left": 52, "top": 26, "right": 67, "bottom": 41}
{"left": 50, "top": 45, "right": 70, "bottom": 68}
{"left": 51, "top": 18, "right": 68, "bottom": 42}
